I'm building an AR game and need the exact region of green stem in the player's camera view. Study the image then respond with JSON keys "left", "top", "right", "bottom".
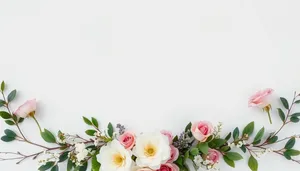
{"left": 267, "top": 110, "right": 272, "bottom": 124}
{"left": 32, "top": 116, "right": 42, "bottom": 133}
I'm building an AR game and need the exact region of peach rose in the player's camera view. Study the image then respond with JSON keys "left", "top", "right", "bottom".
{"left": 14, "top": 99, "right": 36, "bottom": 118}
{"left": 207, "top": 149, "right": 221, "bottom": 164}
{"left": 161, "top": 130, "right": 173, "bottom": 144}
{"left": 168, "top": 145, "right": 179, "bottom": 162}
{"left": 157, "top": 163, "right": 179, "bottom": 171}
{"left": 248, "top": 88, "right": 273, "bottom": 107}
{"left": 191, "top": 121, "right": 213, "bottom": 142}
{"left": 119, "top": 131, "right": 136, "bottom": 149}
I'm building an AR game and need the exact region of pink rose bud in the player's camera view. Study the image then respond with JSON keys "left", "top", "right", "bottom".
{"left": 157, "top": 163, "right": 179, "bottom": 171}
{"left": 168, "top": 145, "right": 179, "bottom": 162}
{"left": 191, "top": 121, "right": 214, "bottom": 142}
{"left": 248, "top": 88, "right": 274, "bottom": 124}
{"left": 14, "top": 99, "right": 36, "bottom": 118}
{"left": 161, "top": 130, "right": 173, "bottom": 144}
{"left": 207, "top": 149, "right": 221, "bottom": 164}
{"left": 119, "top": 131, "right": 136, "bottom": 149}
{"left": 248, "top": 88, "right": 274, "bottom": 108}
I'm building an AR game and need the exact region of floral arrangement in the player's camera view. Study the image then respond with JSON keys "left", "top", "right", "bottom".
{"left": 0, "top": 82, "right": 299, "bottom": 171}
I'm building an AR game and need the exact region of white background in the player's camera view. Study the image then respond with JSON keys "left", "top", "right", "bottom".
{"left": 0, "top": 0, "right": 300, "bottom": 170}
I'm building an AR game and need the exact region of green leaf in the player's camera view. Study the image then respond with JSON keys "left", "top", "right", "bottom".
{"left": 284, "top": 151, "right": 292, "bottom": 160}
{"left": 220, "top": 146, "right": 230, "bottom": 152}
{"left": 223, "top": 155, "right": 235, "bottom": 168}
{"left": 41, "top": 129, "right": 56, "bottom": 143}
{"left": 83, "top": 116, "right": 92, "bottom": 125}
{"left": 50, "top": 165, "right": 59, "bottom": 171}
{"left": 5, "top": 120, "right": 15, "bottom": 125}
{"left": 185, "top": 122, "right": 192, "bottom": 132}
{"left": 7, "top": 90, "right": 17, "bottom": 103}
{"left": 290, "top": 116, "right": 300, "bottom": 123}
{"left": 291, "top": 113, "right": 300, "bottom": 117}
{"left": 107, "top": 122, "right": 114, "bottom": 138}
{"left": 4, "top": 129, "right": 16, "bottom": 138}
{"left": 225, "top": 152, "right": 243, "bottom": 161}
{"left": 1, "top": 135, "right": 15, "bottom": 142}
{"left": 267, "top": 136, "right": 278, "bottom": 144}
{"left": 190, "top": 147, "right": 199, "bottom": 156}
{"left": 0, "top": 111, "right": 11, "bottom": 119}
{"left": 284, "top": 149, "right": 300, "bottom": 156}
{"left": 91, "top": 117, "right": 99, "bottom": 128}
{"left": 59, "top": 151, "right": 69, "bottom": 162}
{"left": 277, "top": 108, "right": 285, "bottom": 122}
{"left": 38, "top": 162, "right": 55, "bottom": 171}
{"left": 1, "top": 81, "right": 5, "bottom": 91}
{"left": 175, "top": 156, "right": 184, "bottom": 167}
{"left": 225, "top": 132, "right": 231, "bottom": 141}
{"left": 248, "top": 156, "right": 258, "bottom": 171}
{"left": 67, "top": 159, "right": 74, "bottom": 171}
{"left": 295, "top": 100, "right": 300, "bottom": 104}
{"left": 209, "top": 138, "right": 226, "bottom": 148}
{"left": 253, "top": 127, "right": 265, "bottom": 144}
{"left": 92, "top": 151, "right": 100, "bottom": 171}
{"left": 0, "top": 100, "right": 5, "bottom": 107}
{"left": 233, "top": 127, "right": 239, "bottom": 140}
{"left": 79, "top": 162, "right": 88, "bottom": 171}
{"left": 280, "top": 97, "right": 289, "bottom": 110}
{"left": 240, "top": 145, "right": 247, "bottom": 153}
{"left": 285, "top": 137, "right": 296, "bottom": 149}
{"left": 85, "top": 129, "right": 97, "bottom": 136}
{"left": 242, "top": 121, "right": 255, "bottom": 136}
{"left": 197, "top": 142, "right": 209, "bottom": 154}
{"left": 184, "top": 150, "right": 190, "bottom": 159}
{"left": 18, "top": 117, "right": 24, "bottom": 123}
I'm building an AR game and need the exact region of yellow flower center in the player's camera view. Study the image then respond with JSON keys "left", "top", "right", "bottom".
{"left": 144, "top": 143, "right": 157, "bottom": 157}
{"left": 112, "top": 153, "right": 125, "bottom": 167}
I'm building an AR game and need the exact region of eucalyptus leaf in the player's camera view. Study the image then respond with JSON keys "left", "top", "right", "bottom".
{"left": 233, "top": 127, "right": 239, "bottom": 140}
{"left": 280, "top": 97, "right": 289, "bottom": 110}
{"left": 253, "top": 127, "right": 265, "bottom": 144}
{"left": 277, "top": 108, "right": 285, "bottom": 122}
{"left": 285, "top": 138, "right": 296, "bottom": 149}
{"left": 7, "top": 90, "right": 17, "bottom": 103}
{"left": 242, "top": 121, "right": 255, "bottom": 136}
{"left": 107, "top": 122, "right": 114, "bottom": 138}
{"left": 4, "top": 129, "right": 16, "bottom": 138}
{"left": 0, "top": 111, "right": 11, "bottom": 119}
{"left": 225, "top": 152, "right": 243, "bottom": 161}
{"left": 41, "top": 129, "right": 56, "bottom": 143}
{"left": 5, "top": 120, "right": 15, "bottom": 125}
{"left": 290, "top": 116, "right": 300, "bottom": 123}
{"left": 1, "top": 135, "right": 15, "bottom": 142}
{"left": 248, "top": 156, "right": 258, "bottom": 171}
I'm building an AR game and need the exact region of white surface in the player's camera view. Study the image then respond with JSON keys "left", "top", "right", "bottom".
{"left": 0, "top": 0, "right": 300, "bottom": 170}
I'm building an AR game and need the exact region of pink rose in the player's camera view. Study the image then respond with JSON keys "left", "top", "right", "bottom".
{"left": 14, "top": 99, "right": 36, "bottom": 118}
{"left": 161, "top": 130, "right": 173, "bottom": 144}
{"left": 207, "top": 149, "right": 221, "bottom": 164}
{"left": 157, "top": 163, "right": 179, "bottom": 171}
{"left": 168, "top": 145, "right": 179, "bottom": 162}
{"left": 248, "top": 88, "right": 273, "bottom": 107}
{"left": 191, "top": 121, "right": 213, "bottom": 142}
{"left": 119, "top": 131, "right": 136, "bottom": 149}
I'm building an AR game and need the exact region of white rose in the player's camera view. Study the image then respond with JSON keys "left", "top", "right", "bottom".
{"left": 97, "top": 140, "right": 132, "bottom": 171}
{"left": 133, "top": 132, "right": 170, "bottom": 170}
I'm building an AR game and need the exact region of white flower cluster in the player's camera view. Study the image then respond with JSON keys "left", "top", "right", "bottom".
{"left": 93, "top": 131, "right": 103, "bottom": 146}
{"left": 252, "top": 148, "right": 273, "bottom": 159}
{"left": 213, "top": 122, "right": 223, "bottom": 138}
{"left": 69, "top": 143, "right": 91, "bottom": 166}
{"left": 38, "top": 151, "right": 60, "bottom": 167}
{"left": 193, "top": 155, "right": 220, "bottom": 171}
{"left": 229, "top": 140, "right": 246, "bottom": 148}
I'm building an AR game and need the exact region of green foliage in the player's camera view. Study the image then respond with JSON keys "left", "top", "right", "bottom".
{"left": 190, "top": 147, "right": 199, "bottom": 156}
{"left": 91, "top": 117, "right": 99, "bottom": 128}
{"left": 225, "top": 152, "right": 243, "bottom": 161}
{"left": 277, "top": 108, "right": 285, "bottom": 122}
{"left": 290, "top": 116, "right": 300, "bottom": 123}
{"left": 83, "top": 116, "right": 92, "bottom": 125}
{"left": 1, "top": 136, "right": 15, "bottom": 142}
{"left": 267, "top": 136, "right": 278, "bottom": 144}
{"left": 92, "top": 150, "right": 100, "bottom": 171}
{"left": 284, "top": 149, "right": 300, "bottom": 157}
{"left": 1, "top": 129, "right": 17, "bottom": 142}
{"left": 185, "top": 122, "right": 192, "bottom": 132}
{"left": 0, "top": 111, "right": 11, "bottom": 119}
{"left": 85, "top": 129, "right": 97, "bottom": 136}
{"left": 7, "top": 90, "right": 17, "bottom": 103}
{"left": 50, "top": 165, "right": 59, "bottom": 171}
{"left": 38, "top": 162, "right": 55, "bottom": 171}
{"left": 208, "top": 138, "right": 226, "bottom": 148}
{"left": 5, "top": 120, "right": 15, "bottom": 125}
{"left": 242, "top": 121, "right": 254, "bottom": 137}
{"left": 240, "top": 145, "right": 247, "bottom": 153}
{"left": 78, "top": 162, "right": 88, "bottom": 171}
{"left": 67, "top": 159, "right": 74, "bottom": 171}
{"left": 248, "top": 155, "right": 258, "bottom": 171}
{"left": 0, "top": 100, "right": 5, "bottom": 107}
{"left": 197, "top": 142, "right": 209, "bottom": 154}
{"left": 253, "top": 127, "right": 265, "bottom": 144}
{"left": 280, "top": 97, "right": 289, "bottom": 110}
{"left": 1, "top": 81, "right": 5, "bottom": 92}
{"left": 285, "top": 137, "right": 296, "bottom": 149}
{"left": 59, "top": 151, "right": 69, "bottom": 162}
{"left": 225, "top": 132, "right": 231, "bottom": 141}
{"left": 223, "top": 155, "right": 235, "bottom": 168}
{"left": 233, "top": 127, "right": 239, "bottom": 140}
{"left": 107, "top": 122, "right": 114, "bottom": 138}
{"left": 41, "top": 129, "right": 56, "bottom": 143}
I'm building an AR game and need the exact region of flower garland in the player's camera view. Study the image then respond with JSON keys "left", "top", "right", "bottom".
{"left": 0, "top": 82, "right": 299, "bottom": 171}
